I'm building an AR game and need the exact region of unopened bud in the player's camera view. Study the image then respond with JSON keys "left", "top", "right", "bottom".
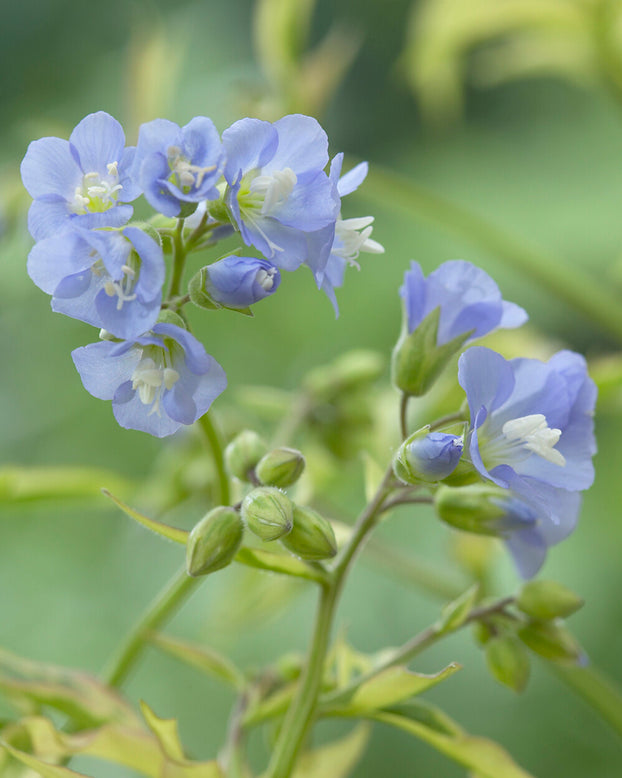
{"left": 256, "top": 447, "right": 306, "bottom": 488}
{"left": 241, "top": 487, "right": 293, "bottom": 541}
{"left": 280, "top": 505, "right": 337, "bottom": 560}
{"left": 186, "top": 506, "right": 244, "bottom": 577}
{"left": 518, "top": 620, "right": 586, "bottom": 665}
{"left": 435, "top": 485, "right": 508, "bottom": 535}
{"left": 485, "top": 636, "right": 530, "bottom": 693}
{"left": 225, "top": 430, "right": 268, "bottom": 482}
{"left": 516, "top": 580, "right": 584, "bottom": 621}
{"left": 394, "top": 426, "right": 463, "bottom": 484}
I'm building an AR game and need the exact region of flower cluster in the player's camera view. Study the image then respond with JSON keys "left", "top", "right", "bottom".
{"left": 21, "top": 111, "right": 383, "bottom": 436}
{"left": 393, "top": 260, "right": 597, "bottom": 577}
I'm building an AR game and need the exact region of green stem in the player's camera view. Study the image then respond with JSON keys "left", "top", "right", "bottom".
{"left": 265, "top": 467, "right": 395, "bottom": 778}
{"left": 198, "top": 412, "right": 230, "bottom": 505}
{"left": 168, "top": 218, "right": 187, "bottom": 300}
{"left": 365, "top": 166, "right": 622, "bottom": 343}
{"left": 399, "top": 393, "right": 410, "bottom": 439}
{"left": 103, "top": 566, "right": 199, "bottom": 687}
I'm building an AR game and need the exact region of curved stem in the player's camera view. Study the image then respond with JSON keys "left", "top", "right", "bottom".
{"left": 429, "top": 410, "right": 467, "bottom": 432}
{"left": 265, "top": 467, "right": 395, "bottom": 778}
{"left": 198, "top": 412, "right": 230, "bottom": 506}
{"left": 103, "top": 566, "right": 199, "bottom": 687}
{"left": 399, "top": 393, "right": 410, "bottom": 439}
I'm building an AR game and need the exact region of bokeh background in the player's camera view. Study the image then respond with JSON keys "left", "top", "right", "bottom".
{"left": 2, "top": 0, "right": 622, "bottom": 775}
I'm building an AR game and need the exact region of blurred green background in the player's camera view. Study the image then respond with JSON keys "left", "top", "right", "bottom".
{"left": 2, "top": 0, "right": 622, "bottom": 775}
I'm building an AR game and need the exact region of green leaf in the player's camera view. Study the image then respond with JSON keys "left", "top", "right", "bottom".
{"left": 437, "top": 584, "right": 479, "bottom": 633}
{"left": 102, "top": 489, "right": 188, "bottom": 545}
{"left": 292, "top": 723, "right": 370, "bottom": 778}
{"left": 0, "top": 466, "right": 130, "bottom": 504}
{"left": 0, "top": 739, "right": 91, "bottom": 777}
{"left": 485, "top": 637, "right": 530, "bottom": 693}
{"left": 372, "top": 708, "right": 535, "bottom": 778}
{"left": 322, "top": 663, "right": 461, "bottom": 715}
{"left": 0, "top": 647, "right": 140, "bottom": 728}
{"left": 234, "top": 546, "right": 328, "bottom": 585}
{"left": 148, "top": 632, "right": 246, "bottom": 691}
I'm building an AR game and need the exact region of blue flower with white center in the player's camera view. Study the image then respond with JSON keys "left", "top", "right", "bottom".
{"left": 204, "top": 256, "right": 280, "bottom": 309}
{"left": 316, "top": 153, "right": 384, "bottom": 315}
{"left": 392, "top": 260, "right": 528, "bottom": 396}
{"left": 72, "top": 323, "right": 227, "bottom": 438}
{"left": 222, "top": 114, "right": 340, "bottom": 271}
{"left": 20, "top": 111, "right": 140, "bottom": 241}
{"left": 458, "top": 346, "right": 597, "bottom": 575}
{"left": 132, "top": 117, "right": 225, "bottom": 218}
{"left": 401, "top": 260, "right": 527, "bottom": 345}
{"left": 27, "top": 225, "right": 165, "bottom": 340}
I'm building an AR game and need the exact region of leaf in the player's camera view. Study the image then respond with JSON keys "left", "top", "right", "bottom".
{"left": 322, "top": 663, "right": 461, "bottom": 715}
{"left": 373, "top": 708, "right": 535, "bottom": 778}
{"left": 102, "top": 489, "right": 188, "bottom": 545}
{"left": 292, "top": 723, "right": 370, "bottom": 778}
{"left": 148, "top": 632, "right": 246, "bottom": 691}
{"left": 0, "top": 647, "right": 140, "bottom": 728}
{"left": 437, "top": 584, "right": 479, "bottom": 633}
{"left": 0, "top": 740, "right": 91, "bottom": 778}
{"left": 0, "top": 466, "right": 130, "bottom": 504}
{"left": 234, "top": 547, "right": 328, "bottom": 585}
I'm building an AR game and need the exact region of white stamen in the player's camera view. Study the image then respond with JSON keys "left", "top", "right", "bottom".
{"left": 71, "top": 161, "right": 123, "bottom": 214}
{"left": 131, "top": 356, "right": 180, "bottom": 417}
{"left": 256, "top": 267, "right": 276, "bottom": 291}
{"left": 167, "top": 146, "right": 216, "bottom": 191}
{"left": 102, "top": 264, "right": 138, "bottom": 310}
{"left": 249, "top": 168, "right": 297, "bottom": 215}
{"left": 333, "top": 216, "right": 385, "bottom": 266}
{"left": 502, "top": 414, "right": 566, "bottom": 466}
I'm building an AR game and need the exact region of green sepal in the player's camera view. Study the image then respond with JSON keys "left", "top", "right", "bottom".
{"left": 157, "top": 309, "right": 187, "bottom": 329}
{"left": 436, "top": 583, "right": 479, "bottom": 633}
{"left": 485, "top": 636, "right": 531, "bottom": 693}
{"left": 188, "top": 266, "right": 221, "bottom": 311}
{"left": 280, "top": 505, "right": 337, "bottom": 561}
{"left": 434, "top": 484, "right": 507, "bottom": 535}
{"left": 391, "top": 306, "right": 472, "bottom": 396}
{"left": 235, "top": 546, "right": 329, "bottom": 585}
{"left": 177, "top": 202, "right": 198, "bottom": 219}
{"left": 516, "top": 580, "right": 584, "bottom": 621}
{"left": 205, "top": 197, "right": 231, "bottom": 224}
{"left": 126, "top": 220, "right": 162, "bottom": 245}
{"left": 518, "top": 620, "right": 586, "bottom": 665}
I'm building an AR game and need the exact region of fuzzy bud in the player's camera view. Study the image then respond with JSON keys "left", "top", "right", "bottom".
{"left": 516, "top": 580, "right": 584, "bottom": 621}
{"left": 186, "top": 506, "right": 244, "bottom": 577}
{"left": 241, "top": 487, "right": 294, "bottom": 541}
{"left": 256, "top": 447, "right": 306, "bottom": 488}
{"left": 280, "top": 505, "right": 337, "bottom": 560}
{"left": 225, "top": 430, "right": 268, "bottom": 482}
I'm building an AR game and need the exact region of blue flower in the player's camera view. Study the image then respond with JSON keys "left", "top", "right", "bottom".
{"left": 204, "top": 256, "right": 280, "bottom": 308}
{"left": 458, "top": 346, "right": 597, "bottom": 576}
{"left": 396, "top": 431, "right": 464, "bottom": 483}
{"left": 317, "top": 153, "right": 384, "bottom": 315}
{"left": 401, "top": 260, "right": 527, "bottom": 345}
{"left": 132, "top": 117, "right": 225, "bottom": 218}
{"left": 28, "top": 226, "right": 165, "bottom": 339}
{"left": 72, "top": 323, "right": 227, "bottom": 437}
{"left": 222, "top": 114, "right": 340, "bottom": 270}
{"left": 21, "top": 111, "right": 140, "bottom": 240}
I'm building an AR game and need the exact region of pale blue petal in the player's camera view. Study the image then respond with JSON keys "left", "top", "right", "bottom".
{"left": 69, "top": 111, "right": 126, "bottom": 174}
{"left": 21, "top": 137, "right": 81, "bottom": 199}
{"left": 72, "top": 341, "right": 140, "bottom": 400}
{"left": 267, "top": 114, "right": 329, "bottom": 175}
{"left": 223, "top": 119, "right": 278, "bottom": 184}
{"left": 338, "top": 161, "right": 368, "bottom": 197}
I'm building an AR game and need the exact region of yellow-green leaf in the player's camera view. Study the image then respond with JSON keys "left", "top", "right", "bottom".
{"left": 0, "top": 740, "right": 90, "bottom": 778}
{"left": 292, "top": 724, "right": 370, "bottom": 778}
{"left": 234, "top": 547, "right": 328, "bottom": 585}
{"left": 102, "top": 489, "right": 188, "bottom": 545}
{"left": 140, "top": 702, "right": 185, "bottom": 761}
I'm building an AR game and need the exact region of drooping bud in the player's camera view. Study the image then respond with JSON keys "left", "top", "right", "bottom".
{"left": 434, "top": 484, "right": 509, "bottom": 535}
{"left": 280, "top": 505, "right": 337, "bottom": 560}
{"left": 485, "top": 636, "right": 531, "bottom": 693}
{"left": 225, "top": 430, "right": 268, "bottom": 482}
{"left": 394, "top": 426, "right": 463, "bottom": 484}
{"left": 256, "top": 447, "right": 306, "bottom": 488}
{"left": 516, "top": 580, "right": 584, "bottom": 621}
{"left": 241, "top": 487, "right": 293, "bottom": 541}
{"left": 186, "top": 506, "right": 244, "bottom": 577}
{"left": 518, "top": 620, "right": 586, "bottom": 665}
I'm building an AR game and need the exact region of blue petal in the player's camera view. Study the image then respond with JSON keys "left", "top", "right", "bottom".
{"left": 123, "top": 226, "right": 165, "bottom": 301}
{"left": 69, "top": 112, "right": 126, "bottom": 175}
{"left": 338, "top": 161, "right": 368, "bottom": 197}
{"left": 139, "top": 152, "right": 181, "bottom": 217}
{"left": 267, "top": 114, "right": 329, "bottom": 175}
{"left": 506, "top": 528, "right": 548, "bottom": 579}
{"left": 72, "top": 341, "right": 141, "bottom": 400}
{"left": 21, "top": 137, "right": 81, "bottom": 199}
{"left": 400, "top": 261, "right": 427, "bottom": 333}
{"left": 112, "top": 391, "right": 183, "bottom": 438}
{"left": 277, "top": 170, "right": 339, "bottom": 232}
{"left": 223, "top": 118, "right": 278, "bottom": 184}
{"left": 27, "top": 231, "right": 93, "bottom": 294}
{"left": 458, "top": 347, "right": 516, "bottom": 422}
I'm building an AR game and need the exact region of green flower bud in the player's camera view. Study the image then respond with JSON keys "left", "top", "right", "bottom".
{"left": 518, "top": 620, "right": 586, "bottom": 665}
{"left": 256, "top": 447, "right": 306, "bottom": 488}
{"left": 516, "top": 580, "right": 584, "bottom": 621}
{"left": 242, "top": 487, "right": 293, "bottom": 541}
{"left": 225, "top": 430, "right": 268, "bottom": 482}
{"left": 186, "top": 506, "right": 244, "bottom": 577}
{"left": 280, "top": 505, "right": 337, "bottom": 560}
{"left": 485, "top": 636, "right": 530, "bottom": 693}
{"left": 434, "top": 484, "right": 508, "bottom": 536}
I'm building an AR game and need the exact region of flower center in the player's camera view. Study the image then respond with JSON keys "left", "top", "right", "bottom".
{"left": 167, "top": 145, "right": 216, "bottom": 192}
{"left": 248, "top": 167, "right": 297, "bottom": 216}
{"left": 131, "top": 353, "right": 180, "bottom": 417}
{"left": 103, "top": 263, "right": 139, "bottom": 310}
{"left": 501, "top": 414, "right": 566, "bottom": 466}
{"left": 71, "top": 161, "right": 123, "bottom": 214}
{"left": 256, "top": 266, "right": 277, "bottom": 291}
